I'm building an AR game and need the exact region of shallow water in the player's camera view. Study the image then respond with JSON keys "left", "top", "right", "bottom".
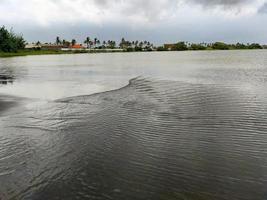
{"left": 1, "top": 51, "right": 267, "bottom": 200}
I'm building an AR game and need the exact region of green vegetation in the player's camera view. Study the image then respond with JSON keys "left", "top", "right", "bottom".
{"left": 212, "top": 42, "right": 230, "bottom": 50}
{"left": 157, "top": 46, "right": 167, "bottom": 51}
{"left": 0, "top": 26, "right": 25, "bottom": 52}
{"left": 0, "top": 49, "right": 75, "bottom": 57}
{"left": 118, "top": 38, "right": 154, "bottom": 52}
{"left": 0, "top": 26, "right": 265, "bottom": 58}
{"left": 190, "top": 43, "right": 206, "bottom": 50}
{"left": 160, "top": 41, "right": 263, "bottom": 51}
{"left": 84, "top": 37, "right": 91, "bottom": 48}
{"left": 173, "top": 42, "right": 188, "bottom": 51}
{"left": 0, "top": 49, "right": 126, "bottom": 58}
{"left": 211, "top": 42, "right": 263, "bottom": 50}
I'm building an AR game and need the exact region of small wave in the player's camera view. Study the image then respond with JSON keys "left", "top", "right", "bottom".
{"left": 1, "top": 77, "right": 267, "bottom": 200}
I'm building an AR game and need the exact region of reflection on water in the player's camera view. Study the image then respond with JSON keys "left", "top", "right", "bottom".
{"left": 0, "top": 70, "right": 14, "bottom": 85}
{"left": 0, "top": 77, "right": 13, "bottom": 85}
{"left": 0, "top": 50, "right": 266, "bottom": 100}
{"left": 0, "top": 51, "right": 267, "bottom": 200}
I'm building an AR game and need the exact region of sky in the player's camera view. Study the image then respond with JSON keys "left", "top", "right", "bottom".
{"left": 0, "top": 0, "right": 267, "bottom": 45}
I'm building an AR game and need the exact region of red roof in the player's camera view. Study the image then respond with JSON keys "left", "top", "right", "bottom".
{"left": 70, "top": 44, "right": 83, "bottom": 49}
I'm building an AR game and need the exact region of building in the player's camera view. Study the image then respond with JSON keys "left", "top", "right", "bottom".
{"left": 25, "top": 43, "right": 42, "bottom": 49}
{"left": 41, "top": 44, "right": 65, "bottom": 50}
{"left": 69, "top": 44, "right": 85, "bottom": 50}
{"left": 164, "top": 44, "right": 176, "bottom": 50}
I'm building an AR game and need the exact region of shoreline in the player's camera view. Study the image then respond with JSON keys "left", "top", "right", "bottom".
{"left": 0, "top": 48, "right": 266, "bottom": 58}
{"left": 0, "top": 49, "right": 127, "bottom": 58}
{"left": 0, "top": 50, "right": 84, "bottom": 58}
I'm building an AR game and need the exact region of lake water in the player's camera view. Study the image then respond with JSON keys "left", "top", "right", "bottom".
{"left": 0, "top": 50, "right": 267, "bottom": 200}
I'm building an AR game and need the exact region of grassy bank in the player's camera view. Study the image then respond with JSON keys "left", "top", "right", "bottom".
{"left": 1, "top": 48, "right": 265, "bottom": 58}
{"left": 0, "top": 49, "right": 127, "bottom": 58}
{"left": 0, "top": 50, "right": 78, "bottom": 58}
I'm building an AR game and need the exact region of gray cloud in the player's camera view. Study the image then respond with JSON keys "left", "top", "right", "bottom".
{"left": 188, "top": 0, "right": 252, "bottom": 7}
{"left": 0, "top": 0, "right": 266, "bottom": 44}
{"left": 259, "top": 2, "right": 267, "bottom": 12}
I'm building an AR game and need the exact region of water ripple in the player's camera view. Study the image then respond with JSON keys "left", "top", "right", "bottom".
{"left": 1, "top": 77, "right": 267, "bottom": 200}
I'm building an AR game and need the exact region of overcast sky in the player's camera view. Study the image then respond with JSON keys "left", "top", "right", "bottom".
{"left": 1, "top": 0, "right": 267, "bottom": 44}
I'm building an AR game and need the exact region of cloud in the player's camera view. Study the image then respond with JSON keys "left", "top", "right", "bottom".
{"left": 0, "top": 0, "right": 264, "bottom": 28}
{"left": 188, "top": 0, "right": 252, "bottom": 7}
{"left": 258, "top": 2, "right": 267, "bottom": 12}
{"left": 0, "top": 0, "right": 266, "bottom": 43}
{"left": 186, "top": 0, "right": 266, "bottom": 17}
{"left": 0, "top": 0, "right": 178, "bottom": 27}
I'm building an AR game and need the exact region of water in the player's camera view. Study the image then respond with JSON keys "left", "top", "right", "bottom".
{"left": 0, "top": 50, "right": 267, "bottom": 200}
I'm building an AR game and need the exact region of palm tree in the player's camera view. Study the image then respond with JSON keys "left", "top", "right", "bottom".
{"left": 120, "top": 38, "right": 126, "bottom": 49}
{"left": 63, "top": 40, "right": 70, "bottom": 47}
{"left": 108, "top": 40, "right": 116, "bottom": 49}
{"left": 71, "top": 39, "right": 76, "bottom": 46}
{"left": 56, "top": 36, "right": 61, "bottom": 45}
{"left": 103, "top": 40, "right": 106, "bottom": 48}
{"left": 107, "top": 40, "right": 111, "bottom": 48}
{"left": 97, "top": 40, "right": 100, "bottom": 48}
{"left": 139, "top": 41, "right": 144, "bottom": 49}
{"left": 94, "top": 38, "right": 98, "bottom": 48}
{"left": 84, "top": 37, "right": 91, "bottom": 48}
{"left": 135, "top": 40, "right": 139, "bottom": 47}
{"left": 112, "top": 41, "right": 116, "bottom": 49}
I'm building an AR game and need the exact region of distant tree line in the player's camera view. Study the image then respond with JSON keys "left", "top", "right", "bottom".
{"left": 52, "top": 36, "right": 116, "bottom": 49}
{"left": 51, "top": 36, "right": 154, "bottom": 51}
{"left": 118, "top": 38, "right": 154, "bottom": 51}
{"left": 159, "top": 41, "right": 263, "bottom": 51}
{"left": 1, "top": 28, "right": 263, "bottom": 53}
{"left": 0, "top": 26, "right": 25, "bottom": 52}
{"left": 35, "top": 36, "right": 264, "bottom": 52}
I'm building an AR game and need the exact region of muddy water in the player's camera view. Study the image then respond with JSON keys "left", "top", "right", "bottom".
{"left": 1, "top": 51, "right": 267, "bottom": 200}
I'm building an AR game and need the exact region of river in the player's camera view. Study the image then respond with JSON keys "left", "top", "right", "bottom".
{"left": 0, "top": 50, "right": 267, "bottom": 200}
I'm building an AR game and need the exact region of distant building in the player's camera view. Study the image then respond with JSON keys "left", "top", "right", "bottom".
{"left": 164, "top": 44, "right": 176, "bottom": 50}
{"left": 41, "top": 44, "right": 64, "bottom": 50}
{"left": 262, "top": 45, "right": 267, "bottom": 49}
{"left": 69, "top": 44, "right": 85, "bottom": 50}
{"left": 25, "top": 43, "right": 41, "bottom": 49}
